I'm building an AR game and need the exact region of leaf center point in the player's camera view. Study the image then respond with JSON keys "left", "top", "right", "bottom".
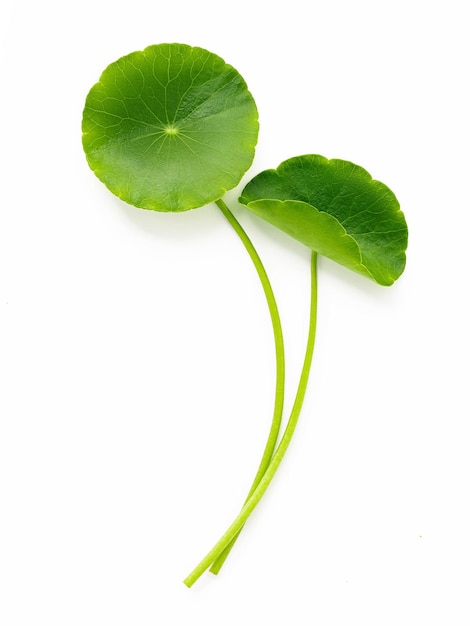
{"left": 164, "top": 124, "right": 179, "bottom": 136}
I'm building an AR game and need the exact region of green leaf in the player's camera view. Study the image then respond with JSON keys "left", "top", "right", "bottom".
{"left": 82, "top": 43, "right": 259, "bottom": 212}
{"left": 239, "top": 155, "right": 408, "bottom": 286}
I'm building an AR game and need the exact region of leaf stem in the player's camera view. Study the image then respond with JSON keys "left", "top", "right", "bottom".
{"left": 210, "top": 198, "right": 285, "bottom": 570}
{"left": 183, "top": 249, "right": 318, "bottom": 587}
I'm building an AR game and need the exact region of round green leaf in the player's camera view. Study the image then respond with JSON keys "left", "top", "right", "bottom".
{"left": 82, "top": 44, "right": 259, "bottom": 212}
{"left": 240, "top": 155, "right": 408, "bottom": 286}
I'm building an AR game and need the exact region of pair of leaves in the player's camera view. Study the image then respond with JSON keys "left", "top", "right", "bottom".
{"left": 82, "top": 43, "right": 408, "bottom": 285}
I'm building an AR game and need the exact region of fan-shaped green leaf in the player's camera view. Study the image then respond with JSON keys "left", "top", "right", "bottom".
{"left": 82, "top": 43, "right": 259, "bottom": 212}
{"left": 240, "top": 155, "right": 408, "bottom": 285}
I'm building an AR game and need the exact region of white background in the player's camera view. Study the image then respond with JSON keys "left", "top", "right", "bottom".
{"left": 1, "top": 1, "right": 469, "bottom": 624}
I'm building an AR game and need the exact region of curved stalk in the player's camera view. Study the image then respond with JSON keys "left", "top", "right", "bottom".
{"left": 184, "top": 250, "right": 318, "bottom": 587}
{"left": 211, "top": 198, "right": 285, "bottom": 570}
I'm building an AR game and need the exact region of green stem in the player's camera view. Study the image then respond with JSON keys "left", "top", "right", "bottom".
{"left": 184, "top": 250, "right": 318, "bottom": 588}
{"left": 210, "top": 199, "right": 285, "bottom": 571}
